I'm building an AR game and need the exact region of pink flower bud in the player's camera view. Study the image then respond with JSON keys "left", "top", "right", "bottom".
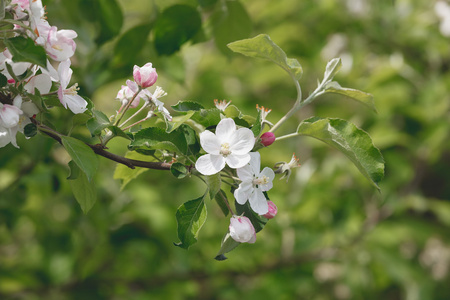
{"left": 229, "top": 215, "right": 256, "bottom": 244}
{"left": 262, "top": 200, "right": 277, "bottom": 219}
{"left": 260, "top": 132, "right": 275, "bottom": 146}
{"left": 133, "top": 63, "right": 158, "bottom": 88}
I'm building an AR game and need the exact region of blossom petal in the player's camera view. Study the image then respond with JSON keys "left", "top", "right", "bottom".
{"left": 248, "top": 152, "right": 261, "bottom": 176}
{"left": 58, "top": 59, "right": 72, "bottom": 88}
{"left": 0, "top": 126, "right": 11, "bottom": 148}
{"left": 199, "top": 130, "right": 221, "bottom": 155}
{"left": 259, "top": 167, "right": 275, "bottom": 191}
{"left": 236, "top": 164, "right": 253, "bottom": 181}
{"left": 215, "top": 118, "right": 235, "bottom": 142}
{"left": 234, "top": 181, "right": 253, "bottom": 205}
{"left": 229, "top": 127, "right": 255, "bottom": 155}
{"left": 61, "top": 94, "right": 87, "bottom": 114}
{"left": 249, "top": 188, "right": 269, "bottom": 215}
{"left": 226, "top": 153, "right": 250, "bottom": 169}
{"left": 195, "top": 154, "right": 225, "bottom": 175}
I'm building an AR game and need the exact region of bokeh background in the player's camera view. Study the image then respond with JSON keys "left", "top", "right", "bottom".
{"left": 1, "top": 0, "right": 450, "bottom": 299}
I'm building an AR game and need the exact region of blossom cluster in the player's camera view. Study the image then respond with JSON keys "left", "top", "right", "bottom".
{"left": 0, "top": 0, "right": 87, "bottom": 148}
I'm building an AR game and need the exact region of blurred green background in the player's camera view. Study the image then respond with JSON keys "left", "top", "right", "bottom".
{"left": 1, "top": 0, "right": 450, "bottom": 299}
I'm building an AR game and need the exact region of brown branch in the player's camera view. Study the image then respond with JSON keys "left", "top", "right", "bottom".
{"left": 33, "top": 119, "right": 172, "bottom": 171}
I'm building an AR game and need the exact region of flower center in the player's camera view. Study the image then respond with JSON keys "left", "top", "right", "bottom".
{"left": 64, "top": 83, "right": 79, "bottom": 96}
{"left": 220, "top": 142, "right": 231, "bottom": 157}
{"left": 253, "top": 175, "right": 269, "bottom": 187}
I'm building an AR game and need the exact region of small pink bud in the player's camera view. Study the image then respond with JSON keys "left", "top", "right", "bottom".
{"left": 133, "top": 63, "right": 158, "bottom": 88}
{"left": 260, "top": 132, "right": 275, "bottom": 146}
{"left": 262, "top": 201, "right": 277, "bottom": 219}
{"left": 7, "top": 79, "right": 15, "bottom": 84}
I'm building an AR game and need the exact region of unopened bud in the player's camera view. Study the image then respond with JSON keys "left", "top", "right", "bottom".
{"left": 133, "top": 63, "right": 158, "bottom": 88}
{"left": 262, "top": 201, "right": 277, "bottom": 219}
{"left": 260, "top": 132, "right": 275, "bottom": 146}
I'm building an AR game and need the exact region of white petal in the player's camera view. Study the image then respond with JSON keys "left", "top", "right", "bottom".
{"left": 259, "top": 167, "right": 275, "bottom": 191}
{"left": 225, "top": 153, "right": 250, "bottom": 169}
{"left": 236, "top": 164, "right": 253, "bottom": 181}
{"left": 195, "top": 154, "right": 225, "bottom": 175}
{"left": 199, "top": 130, "right": 221, "bottom": 155}
{"left": 25, "top": 74, "right": 52, "bottom": 94}
{"left": 215, "top": 118, "right": 235, "bottom": 142}
{"left": 249, "top": 188, "right": 269, "bottom": 215}
{"left": 62, "top": 94, "right": 87, "bottom": 114}
{"left": 248, "top": 152, "right": 261, "bottom": 176}
{"left": 58, "top": 59, "right": 72, "bottom": 88}
{"left": 0, "top": 126, "right": 11, "bottom": 148}
{"left": 234, "top": 181, "right": 253, "bottom": 205}
{"left": 229, "top": 127, "right": 255, "bottom": 155}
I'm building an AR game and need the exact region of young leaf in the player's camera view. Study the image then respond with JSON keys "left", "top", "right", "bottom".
{"left": 108, "top": 125, "right": 132, "bottom": 140}
{"left": 0, "top": 73, "right": 7, "bottom": 88}
{"left": 214, "top": 233, "right": 240, "bottom": 261}
{"left": 129, "top": 126, "right": 188, "bottom": 155}
{"left": 86, "top": 109, "right": 111, "bottom": 136}
{"left": 227, "top": 34, "right": 303, "bottom": 80}
{"left": 4, "top": 36, "right": 47, "bottom": 67}
{"left": 153, "top": 5, "right": 202, "bottom": 55}
{"left": 174, "top": 194, "right": 208, "bottom": 249}
{"left": 214, "top": 190, "right": 230, "bottom": 217}
{"left": 170, "top": 162, "right": 188, "bottom": 179}
{"left": 297, "top": 117, "right": 384, "bottom": 189}
{"left": 324, "top": 58, "right": 342, "bottom": 81}
{"left": 324, "top": 81, "right": 377, "bottom": 112}
{"left": 191, "top": 108, "right": 222, "bottom": 128}
{"left": 171, "top": 101, "right": 204, "bottom": 112}
{"left": 68, "top": 163, "right": 97, "bottom": 214}
{"left": 205, "top": 173, "right": 221, "bottom": 200}
{"left": 165, "top": 111, "right": 195, "bottom": 133}
{"left": 61, "top": 136, "right": 99, "bottom": 182}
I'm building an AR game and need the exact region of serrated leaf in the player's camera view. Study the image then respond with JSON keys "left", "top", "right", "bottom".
{"left": 129, "top": 126, "right": 188, "bottom": 155}
{"left": 214, "top": 233, "right": 240, "bottom": 261}
{"left": 165, "top": 111, "right": 195, "bottom": 133}
{"left": 68, "top": 162, "right": 97, "bottom": 214}
{"left": 61, "top": 136, "right": 99, "bottom": 182}
{"left": 324, "top": 58, "right": 342, "bottom": 81}
{"left": 324, "top": 81, "right": 377, "bottom": 112}
{"left": 297, "top": 117, "right": 384, "bottom": 189}
{"left": 4, "top": 36, "right": 47, "bottom": 67}
{"left": 205, "top": 173, "right": 221, "bottom": 200}
{"left": 174, "top": 194, "right": 207, "bottom": 249}
{"left": 170, "top": 162, "right": 188, "bottom": 179}
{"left": 171, "top": 101, "right": 204, "bottom": 112}
{"left": 113, "top": 152, "right": 149, "bottom": 190}
{"left": 211, "top": 0, "right": 252, "bottom": 56}
{"left": 227, "top": 34, "right": 303, "bottom": 80}
{"left": 154, "top": 5, "right": 201, "bottom": 55}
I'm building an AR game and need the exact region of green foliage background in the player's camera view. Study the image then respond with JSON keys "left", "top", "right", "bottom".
{"left": 1, "top": 0, "right": 449, "bottom": 299}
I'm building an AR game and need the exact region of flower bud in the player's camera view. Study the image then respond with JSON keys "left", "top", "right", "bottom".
{"left": 262, "top": 200, "right": 278, "bottom": 219}
{"left": 229, "top": 215, "right": 256, "bottom": 244}
{"left": 260, "top": 132, "right": 275, "bottom": 146}
{"left": 133, "top": 63, "right": 158, "bottom": 88}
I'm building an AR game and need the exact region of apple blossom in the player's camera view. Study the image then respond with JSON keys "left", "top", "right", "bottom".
{"left": 229, "top": 215, "right": 256, "bottom": 243}
{"left": 256, "top": 104, "right": 273, "bottom": 128}
{"left": 117, "top": 83, "right": 141, "bottom": 108}
{"left": 214, "top": 99, "right": 231, "bottom": 111}
{"left": 274, "top": 153, "right": 301, "bottom": 182}
{"left": 133, "top": 63, "right": 158, "bottom": 88}
{"left": 195, "top": 118, "right": 255, "bottom": 175}
{"left": 234, "top": 152, "right": 275, "bottom": 215}
{"left": 262, "top": 200, "right": 278, "bottom": 219}
{"left": 45, "top": 26, "right": 78, "bottom": 61}
{"left": 57, "top": 59, "right": 87, "bottom": 114}
{"left": 260, "top": 132, "right": 276, "bottom": 146}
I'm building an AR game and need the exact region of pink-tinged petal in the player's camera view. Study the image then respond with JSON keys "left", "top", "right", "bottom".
{"left": 199, "top": 130, "right": 221, "bottom": 155}
{"left": 248, "top": 188, "right": 269, "bottom": 215}
{"left": 248, "top": 152, "right": 261, "bottom": 176}
{"left": 62, "top": 94, "right": 87, "bottom": 114}
{"left": 229, "top": 127, "right": 255, "bottom": 155}
{"left": 0, "top": 104, "right": 22, "bottom": 128}
{"left": 225, "top": 153, "right": 250, "bottom": 169}
{"left": 195, "top": 154, "right": 225, "bottom": 175}
{"left": 259, "top": 167, "right": 275, "bottom": 191}
{"left": 57, "top": 59, "right": 72, "bottom": 88}
{"left": 215, "top": 118, "right": 235, "bottom": 142}
{"left": 234, "top": 181, "right": 253, "bottom": 205}
{"left": 236, "top": 164, "right": 253, "bottom": 181}
{"left": 229, "top": 216, "right": 256, "bottom": 243}
{"left": 126, "top": 80, "right": 139, "bottom": 93}
{"left": 262, "top": 201, "right": 277, "bottom": 219}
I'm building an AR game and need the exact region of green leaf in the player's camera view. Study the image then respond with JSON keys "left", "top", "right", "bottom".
{"left": 214, "top": 189, "right": 229, "bottom": 217}
{"left": 170, "top": 162, "right": 188, "bottom": 179}
{"left": 174, "top": 194, "right": 208, "bottom": 249}
{"left": 67, "top": 160, "right": 80, "bottom": 180}
{"left": 191, "top": 108, "right": 221, "bottom": 128}
{"left": 0, "top": 72, "right": 7, "bottom": 88}
{"left": 205, "top": 173, "right": 221, "bottom": 200}
{"left": 107, "top": 125, "right": 132, "bottom": 140}
{"left": 23, "top": 123, "right": 37, "bottom": 138}
{"left": 165, "top": 111, "right": 195, "bottom": 133}
{"left": 235, "top": 200, "right": 268, "bottom": 233}
{"left": 324, "top": 58, "right": 342, "bottom": 81}
{"left": 211, "top": 0, "right": 252, "bottom": 56}
{"left": 228, "top": 34, "right": 303, "bottom": 80}
{"left": 251, "top": 109, "right": 262, "bottom": 137}
{"left": 4, "top": 36, "right": 47, "bottom": 67}
{"left": 71, "top": 113, "right": 91, "bottom": 129}
{"left": 214, "top": 233, "right": 240, "bottom": 261}
{"left": 86, "top": 109, "right": 111, "bottom": 136}
{"left": 61, "top": 136, "right": 99, "bottom": 182}
{"left": 153, "top": 5, "right": 202, "bottom": 55}
{"left": 95, "top": 0, "right": 123, "bottom": 44}
{"left": 129, "top": 126, "right": 188, "bottom": 155}
{"left": 297, "top": 117, "right": 384, "bottom": 189}
{"left": 171, "top": 101, "right": 204, "bottom": 112}
{"left": 112, "top": 23, "right": 152, "bottom": 67}
{"left": 68, "top": 162, "right": 97, "bottom": 214}
{"left": 113, "top": 152, "right": 149, "bottom": 190}
{"left": 0, "top": 0, "right": 5, "bottom": 20}
{"left": 324, "top": 81, "right": 377, "bottom": 112}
